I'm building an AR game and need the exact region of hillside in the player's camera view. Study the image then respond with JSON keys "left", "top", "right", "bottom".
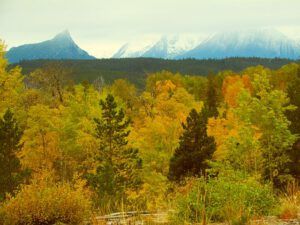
{"left": 13, "top": 57, "right": 297, "bottom": 88}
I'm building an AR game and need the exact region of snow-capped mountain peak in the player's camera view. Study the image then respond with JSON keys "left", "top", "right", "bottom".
{"left": 112, "top": 28, "right": 300, "bottom": 60}
{"left": 112, "top": 34, "right": 207, "bottom": 59}
{"left": 112, "top": 38, "right": 158, "bottom": 58}
{"left": 142, "top": 34, "right": 204, "bottom": 59}
{"left": 178, "top": 28, "right": 300, "bottom": 59}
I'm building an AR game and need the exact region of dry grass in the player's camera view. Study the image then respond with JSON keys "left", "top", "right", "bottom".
{"left": 277, "top": 181, "right": 300, "bottom": 220}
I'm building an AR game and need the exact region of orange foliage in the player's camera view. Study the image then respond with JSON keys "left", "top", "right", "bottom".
{"left": 222, "top": 75, "right": 252, "bottom": 107}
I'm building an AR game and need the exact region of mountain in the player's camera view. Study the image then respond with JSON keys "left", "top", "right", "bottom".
{"left": 6, "top": 30, "right": 95, "bottom": 63}
{"left": 113, "top": 29, "right": 300, "bottom": 60}
{"left": 141, "top": 35, "right": 203, "bottom": 59}
{"left": 112, "top": 35, "right": 204, "bottom": 59}
{"left": 8, "top": 29, "right": 300, "bottom": 61}
{"left": 112, "top": 39, "right": 155, "bottom": 58}
{"left": 178, "top": 29, "right": 300, "bottom": 59}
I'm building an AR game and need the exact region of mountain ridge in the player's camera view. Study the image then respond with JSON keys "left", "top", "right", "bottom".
{"left": 177, "top": 28, "right": 300, "bottom": 59}
{"left": 6, "top": 29, "right": 300, "bottom": 61}
{"left": 6, "top": 30, "right": 95, "bottom": 63}
{"left": 113, "top": 29, "right": 300, "bottom": 59}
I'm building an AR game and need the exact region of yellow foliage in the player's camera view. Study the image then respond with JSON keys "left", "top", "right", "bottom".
{"left": 222, "top": 75, "right": 252, "bottom": 107}
{"left": 0, "top": 43, "right": 25, "bottom": 116}
{"left": 207, "top": 109, "right": 240, "bottom": 159}
{"left": 155, "top": 79, "right": 176, "bottom": 95}
{"left": 20, "top": 104, "right": 62, "bottom": 173}
{"left": 19, "top": 85, "right": 102, "bottom": 180}
{"left": 128, "top": 79, "right": 201, "bottom": 209}
{"left": 0, "top": 179, "right": 92, "bottom": 225}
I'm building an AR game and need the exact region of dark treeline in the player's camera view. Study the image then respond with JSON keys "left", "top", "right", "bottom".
{"left": 12, "top": 57, "right": 297, "bottom": 88}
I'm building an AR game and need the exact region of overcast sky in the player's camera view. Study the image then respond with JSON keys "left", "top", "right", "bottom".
{"left": 1, "top": 0, "right": 300, "bottom": 57}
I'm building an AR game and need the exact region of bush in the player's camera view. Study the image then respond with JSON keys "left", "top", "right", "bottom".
{"left": 1, "top": 180, "right": 92, "bottom": 225}
{"left": 172, "top": 170, "right": 276, "bottom": 224}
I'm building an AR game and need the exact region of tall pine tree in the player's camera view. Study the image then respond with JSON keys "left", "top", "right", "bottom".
{"left": 206, "top": 75, "right": 218, "bottom": 117}
{"left": 0, "top": 109, "right": 24, "bottom": 201}
{"left": 168, "top": 107, "right": 216, "bottom": 182}
{"left": 88, "top": 94, "right": 142, "bottom": 206}
{"left": 286, "top": 66, "right": 300, "bottom": 180}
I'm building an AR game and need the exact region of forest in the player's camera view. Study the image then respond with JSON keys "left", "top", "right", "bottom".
{"left": 13, "top": 57, "right": 298, "bottom": 89}
{"left": 0, "top": 42, "right": 300, "bottom": 224}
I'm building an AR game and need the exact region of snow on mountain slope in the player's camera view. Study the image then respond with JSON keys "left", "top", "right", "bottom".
{"left": 112, "top": 34, "right": 206, "bottom": 59}
{"left": 141, "top": 35, "right": 205, "bottom": 59}
{"left": 178, "top": 28, "right": 300, "bottom": 59}
{"left": 112, "top": 38, "right": 158, "bottom": 58}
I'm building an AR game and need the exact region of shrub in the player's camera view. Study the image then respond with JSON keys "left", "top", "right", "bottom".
{"left": 172, "top": 170, "right": 276, "bottom": 224}
{"left": 1, "top": 180, "right": 92, "bottom": 225}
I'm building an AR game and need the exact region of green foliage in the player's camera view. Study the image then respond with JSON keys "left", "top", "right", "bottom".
{"left": 110, "top": 79, "right": 138, "bottom": 111}
{"left": 206, "top": 75, "right": 219, "bottom": 116}
{"left": 0, "top": 109, "right": 26, "bottom": 201}
{"left": 14, "top": 58, "right": 297, "bottom": 89}
{"left": 250, "top": 73, "right": 296, "bottom": 184}
{"left": 87, "top": 94, "right": 142, "bottom": 209}
{"left": 172, "top": 169, "right": 276, "bottom": 224}
{"left": 286, "top": 66, "right": 300, "bottom": 179}
{"left": 208, "top": 72, "right": 297, "bottom": 186}
{"left": 182, "top": 75, "right": 208, "bottom": 101}
{"left": 168, "top": 107, "right": 215, "bottom": 181}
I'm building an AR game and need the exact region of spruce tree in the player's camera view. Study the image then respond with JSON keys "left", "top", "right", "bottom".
{"left": 286, "top": 67, "right": 300, "bottom": 180}
{"left": 0, "top": 109, "right": 24, "bottom": 201}
{"left": 168, "top": 107, "right": 216, "bottom": 181}
{"left": 88, "top": 94, "right": 142, "bottom": 204}
{"left": 206, "top": 75, "right": 218, "bottom": 117}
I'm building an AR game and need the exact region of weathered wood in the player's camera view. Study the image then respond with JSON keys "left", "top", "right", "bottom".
{"left": 93, "top": 211, "right": 169, "bottom": 225}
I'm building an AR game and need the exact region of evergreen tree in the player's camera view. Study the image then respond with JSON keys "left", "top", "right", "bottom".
{"left": 206, "top": 75, "right": 218, "bottom": 117}
{"left": 168, "top": 107, "right": 216, "bottom": 182}
{"left": 286, "top": 66, "right": 300, "bottom": 180}
{"left": 88, "top": 94, "right": 142, "bottom": 205}
{"left": 0, "top": 109, "right": 24, "bottom": 201}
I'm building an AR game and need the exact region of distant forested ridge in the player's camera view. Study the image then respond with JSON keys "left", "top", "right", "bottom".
{"left": 12, "top": 57, "right": 297, "bottom": 88}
